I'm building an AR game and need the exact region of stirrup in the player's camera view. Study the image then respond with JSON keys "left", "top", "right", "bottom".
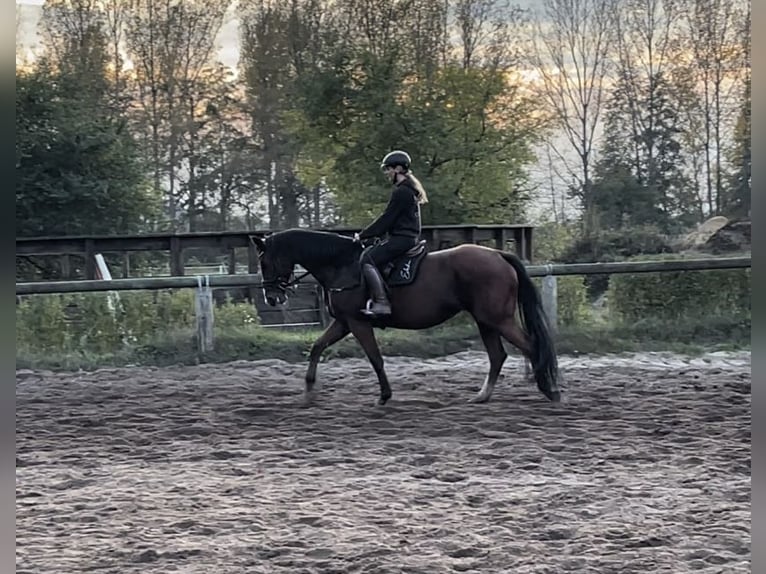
{"left": 361, "top": 298, "right": 391, "bottom": 316}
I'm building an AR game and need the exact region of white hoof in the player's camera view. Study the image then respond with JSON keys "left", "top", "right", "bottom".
{"left": 469, "top": 392, "right": 491, "bottom": 404}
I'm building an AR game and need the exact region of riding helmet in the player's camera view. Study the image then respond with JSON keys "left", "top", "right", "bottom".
{"left": 380, "top": 150, "right": 411, "bottom": 171}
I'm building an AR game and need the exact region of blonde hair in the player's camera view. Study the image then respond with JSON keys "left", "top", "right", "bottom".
{"left": 406, "top": 172, "right": 429, "bottom": 204}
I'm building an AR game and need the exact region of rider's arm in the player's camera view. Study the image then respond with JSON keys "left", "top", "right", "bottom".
{"left": 359, "top": 186, "right": 408, "bottom": 239}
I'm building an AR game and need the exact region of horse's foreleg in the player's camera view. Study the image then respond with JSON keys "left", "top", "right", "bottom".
{"left": 304, "top": 319, "right": 350, "bottom": 405}
{"left": 347, "top": 319, "right": 392, "bottom": 406}
{"left": 469, "top": 322, "right": 507, "bottom": 403}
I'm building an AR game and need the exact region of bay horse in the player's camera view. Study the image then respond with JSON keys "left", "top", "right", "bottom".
{"left": 251, "top": 228, "right": 560, "bottom": 406}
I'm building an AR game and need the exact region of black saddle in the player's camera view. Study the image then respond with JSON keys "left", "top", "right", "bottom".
{"left": 379, "top": 239, "right": 428, "bottom": 287}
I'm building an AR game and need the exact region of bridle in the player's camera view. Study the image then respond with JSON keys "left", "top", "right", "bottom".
{"left": 261, "top": 269, "right": 312, "bottom": 295}
{"left": 251, "top": 234, "right": 312, "bottom": 296}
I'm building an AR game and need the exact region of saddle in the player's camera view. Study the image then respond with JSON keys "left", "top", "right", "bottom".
{"left": 378, "top": 239, "right": 428, "bottom": 287}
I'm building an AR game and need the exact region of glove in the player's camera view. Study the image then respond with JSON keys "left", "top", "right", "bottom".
{"left": 353, "top": 232, "right": 361, "bottom": 243}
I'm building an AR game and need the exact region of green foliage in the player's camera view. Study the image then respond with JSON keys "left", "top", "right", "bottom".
{"left": 591, "top": 161, "right": 666, "bottom": 230}
{"left": 556, "top": 277, "right": 591, "bottom": 327}
{"left": 15, "top": 289, "right": 266, "bottom": 358}
{"left": 560, "top": 226, "right": 675, "bottom": 297}
{"left": 215, "top": 296, "right": 261, "bottom": 330}
{"left": 286, "top": 57, "right": 543, "bottom": 226}
{"left": 561, "top": 226, "right": 674, "bottom": 264}
{"left": 531, "top": 221, "right": 580, "bottom": 262}
{"left": 607, "top": 255, "right": 750, "bottom": 323}
{"left": 594, "top": 69, "right": 699, "bottom": 231}
{"left": 15, "top": 63, "right": 159, "bottom": 238}
{"left": 16, "top": 295, "right": 70, "bottom": 352}
{"left": 532, "top": 275, "right": 591, "bottom": 327}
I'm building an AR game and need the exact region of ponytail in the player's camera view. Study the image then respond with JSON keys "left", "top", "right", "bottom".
{"left": 406, "top": 172, "right": 429, "bottom": 204}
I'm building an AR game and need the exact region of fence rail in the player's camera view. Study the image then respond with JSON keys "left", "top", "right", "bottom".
{"left": 15, "top": 255, "right": 751, "bottom": 296}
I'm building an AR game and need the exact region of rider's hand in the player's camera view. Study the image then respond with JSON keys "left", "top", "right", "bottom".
{"left": 353, "top": 232, "right": 361, "bottom": 243}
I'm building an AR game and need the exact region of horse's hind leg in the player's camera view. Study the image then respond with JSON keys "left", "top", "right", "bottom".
{"left": 496, "top": 318, "right": 536, "bottom": 382}
{"left": 347, "top": 319, "right": 392, "bottom": 406}
{"left": 304, "top": 319, "right": 350, "bottom": 405}
{"left": 497, "top": 318, "right": 533, "bottom": 358}
{"left": 469, "top": 322, "right": 507, "bottom": 403}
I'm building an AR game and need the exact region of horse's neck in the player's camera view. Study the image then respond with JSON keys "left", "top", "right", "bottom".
{"left": 284, "top": 234, "right": 332, "bottom": 266}
{"left": 281, "top": 233, "right": 356, "bottom": 283}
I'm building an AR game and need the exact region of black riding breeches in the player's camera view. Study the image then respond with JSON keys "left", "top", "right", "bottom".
{"left": 364, "top": 235, "right": 418, "bottom": 268}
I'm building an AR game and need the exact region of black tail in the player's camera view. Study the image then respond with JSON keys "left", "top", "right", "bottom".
{"left": 501, "top": 252, "right": 560, "bottom": 402}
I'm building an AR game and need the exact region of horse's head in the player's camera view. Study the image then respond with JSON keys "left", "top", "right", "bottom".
{"left": 253, "top": 228, "right": 365, "bottom": 303}
{"left": 251, "top": 235, "right": 293, "bottom": 306}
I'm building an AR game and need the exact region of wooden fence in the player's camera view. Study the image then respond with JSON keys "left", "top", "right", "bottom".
{"left": 16, "top": 255, "right": 751, "bottom": 350}
{"left": 17, "top": 224, "right": 536, "bottom": 327}
{"left": 16, "top": 224, "right": 535, "bottom": 278}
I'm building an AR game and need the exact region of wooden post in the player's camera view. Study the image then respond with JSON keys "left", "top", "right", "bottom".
{"left": 541, "top": 271, "right": 558, "bottom": 334}
{"left": 170, "top": 237, "right": 184, "bottom": 276}
{"left": 60, "top": 254, "right": 71, "bottom": 279}
{"left": 227, "top": 247, "right": 237, "bottom": 274}
{"left": 518, "top": 229, "right": 527, "bottom": 262}
{"left": 84, "top": 239, "right": 96, "bottom": 279}
{"left": 525, "top": 227, "right": 534, "bottom": 262}
{"left": 122, "top": 253, "right": 130, "bottom": 278}
{"left": 195, "top": 275, "right": 214, "bottom": 353}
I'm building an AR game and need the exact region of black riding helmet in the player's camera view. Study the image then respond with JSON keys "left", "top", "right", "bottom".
{"left": 380, "top": 150, "right": 411, "bottom": 172}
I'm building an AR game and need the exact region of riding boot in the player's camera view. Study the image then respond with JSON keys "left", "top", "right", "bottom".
{"left": 361, "top": 263, "right": 391, "bottom": 316}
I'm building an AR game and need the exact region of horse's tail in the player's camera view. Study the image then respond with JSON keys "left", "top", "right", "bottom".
{"left": 501, "top": 252, "right": 560, "bottom": 402}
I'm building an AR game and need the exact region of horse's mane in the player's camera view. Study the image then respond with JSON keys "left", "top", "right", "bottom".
{"left": 266, "top": 228, "right": 360, "bottom": 266}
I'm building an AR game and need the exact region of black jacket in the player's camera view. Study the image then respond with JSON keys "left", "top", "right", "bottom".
{"left": 359, "top": 178, "right": 421, "bottom": 240}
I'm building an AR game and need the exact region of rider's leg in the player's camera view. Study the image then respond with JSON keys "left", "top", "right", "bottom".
{"left": 361, "top": 262, "right": 391, "bottom": 315}
{"left": 361, "top": 237, "right": 416, "bottom": 316}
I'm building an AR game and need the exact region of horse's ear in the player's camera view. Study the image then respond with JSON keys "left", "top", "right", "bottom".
{"left": 250, "top": 235, "right": 266, "bottom": 253}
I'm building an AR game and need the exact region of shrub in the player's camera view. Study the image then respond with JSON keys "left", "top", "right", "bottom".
{"left": 556, "top": 276, "right": 591, "bottom": 326}
{"left": 16, "top": 294, "right": 70, "bottom": 352}
{"left": 16, "top": 290, "right": 259, "bottom": 355}
{"left": 533, "top": 275, "right": 591, "bottom": 327}
{"left": 607, "top": 254, "right": 750, "bottom": 323}
{"left": 559, "top": 226, "right": 675, "bottom": 297}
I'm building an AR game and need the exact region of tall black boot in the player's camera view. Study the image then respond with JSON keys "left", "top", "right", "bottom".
{"left": 361, "top": 263, "right": 391, "bottom": 316}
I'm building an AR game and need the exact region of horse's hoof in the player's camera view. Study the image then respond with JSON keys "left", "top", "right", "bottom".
{"left": 469, "top": 394, "right": 491, "bottom": 404}
{"left": 300, "top": 390, "right": 317, "bottom": 407}
{"left": 546, "top": 390, "right": 562, "bottom": 403}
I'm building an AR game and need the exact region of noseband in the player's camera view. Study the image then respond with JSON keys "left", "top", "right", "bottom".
{"left": 262, "top": 270, "right": 312, "bottom": 294}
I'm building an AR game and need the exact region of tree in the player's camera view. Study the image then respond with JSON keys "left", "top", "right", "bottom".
{"left": 280, "top": 0, "right": 542, "bottom": 226}
{"left": 682, "top": 0, "right": 749, "bottom": 215}
{"left": 124, "top": 0, "right": 230, "bottom": 228}
{"left": 16, "top": 64, "right": 157, "bottom": 238}
{"left": 239, "top": 0, "right": 336, "bottom": 229}
{"left": 527, "top": 0, "right": 619, "bottom": 236}
{"left": 725, "top": 74, "right": 750, "bottom": 218}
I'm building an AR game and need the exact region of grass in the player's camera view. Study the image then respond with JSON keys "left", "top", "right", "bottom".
{"left": 16, "top": 313, "right": 750, "bottom": 372}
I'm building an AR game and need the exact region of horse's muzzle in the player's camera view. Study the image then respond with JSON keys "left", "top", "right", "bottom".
{"left": 264, "top": 290, "right": 287, "bottom": 306}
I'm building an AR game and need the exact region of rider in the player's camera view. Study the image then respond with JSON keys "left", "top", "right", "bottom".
{"left": 354, "top": 150, "right": 429, "bottom": 316}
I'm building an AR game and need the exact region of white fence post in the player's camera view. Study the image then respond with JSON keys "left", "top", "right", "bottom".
{"left": 94, "top": 253, "right": 122, "bottom": 316}
{"left": 195, "top": 275, "right": 215, "bottom": 353}
{"left": 541, "top": 267, "right": 558, "bottom": 334}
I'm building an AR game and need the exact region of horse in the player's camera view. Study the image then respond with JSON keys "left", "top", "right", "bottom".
{"left": 251, "top": 228, "right": 560, "bottom": 407}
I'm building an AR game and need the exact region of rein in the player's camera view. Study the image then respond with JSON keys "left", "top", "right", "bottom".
{"left": 261, "top": 269, "right": 312, "bottom": 292}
